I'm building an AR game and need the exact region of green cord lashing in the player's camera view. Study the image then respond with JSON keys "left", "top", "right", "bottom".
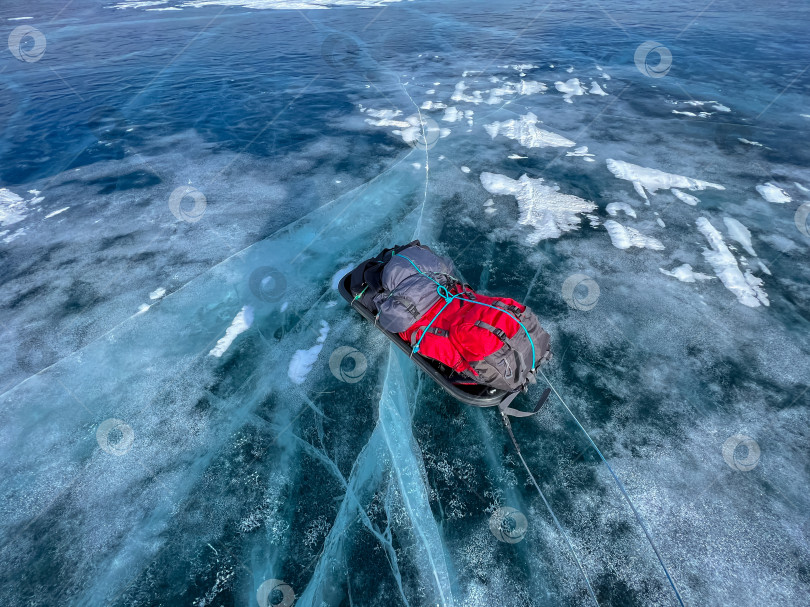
{"left": 354, "top": 284, "right": 369, "bottom": 301}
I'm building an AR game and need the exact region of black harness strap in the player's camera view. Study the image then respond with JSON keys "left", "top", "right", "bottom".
{"left": 493, "top": 300, "right": 523, "bottom": 314}
{"left": 409, "top": 325, "right": 448, "bottom": 346}
{"left": 391, "top": 295, "right": 421, "bottom": 319}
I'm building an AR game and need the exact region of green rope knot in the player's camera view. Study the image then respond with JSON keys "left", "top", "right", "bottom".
{"left": 436, "top": 284, "right": 452, "bottom": 301}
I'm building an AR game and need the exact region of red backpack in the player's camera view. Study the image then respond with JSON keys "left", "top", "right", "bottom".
{"left": 399, "top": 286, "right": 551, "bottom": 391}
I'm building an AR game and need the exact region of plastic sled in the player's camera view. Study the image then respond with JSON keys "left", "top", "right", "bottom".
{"left": 338, "top": 270, "right": 550, "bottom": 414}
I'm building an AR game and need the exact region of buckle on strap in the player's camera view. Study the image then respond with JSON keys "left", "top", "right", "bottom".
{"left": 494, "top": 300, "right": 522, "bottom": 314}
{"left": 474, "top": 320, "right": 507, "bottom": 341}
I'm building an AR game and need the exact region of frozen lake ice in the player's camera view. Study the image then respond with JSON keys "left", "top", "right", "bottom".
{"left": 1, "top": 0, "right": 809, "bottom": 605}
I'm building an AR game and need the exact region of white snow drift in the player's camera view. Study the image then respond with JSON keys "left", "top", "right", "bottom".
{"left": 480, "top": 172, "right": 596, "bottom": 244}
{"left": 484, "top": 112, "right": 574, "bottom": 149}
{"left": 606, "top": 159, "right": 725, "bottom": 202}
{"left": 604, "top": 220, "right": 664, "bottom": 251}
{"left": 696, "top": 217, "right": 768, "bottom": 307}
{"left": 209, "top": 306, "right": 254, "bottom": 358}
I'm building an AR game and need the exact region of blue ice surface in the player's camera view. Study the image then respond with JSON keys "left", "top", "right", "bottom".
{"left": 1, "top": 0, "right": 809, "bottom": 605}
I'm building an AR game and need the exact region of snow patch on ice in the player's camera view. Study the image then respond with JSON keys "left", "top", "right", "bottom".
{"left": 554, "top": 78, "right": 584, "bottom": 103}
{"left": 696, "top": 217, "right": 768, "bottom": 307}
{"left": 483, "top": 79, "right": 547, "bottom": 104}
{"left": 604, "top": 220, "right": 664, "bottom": 251}
{"left": 671, "top": 188, "right": 700, "bottom": 206}
{"left": 44, "top": 207, "right": 70, "bottom": 219}
{"left": 451, "top": 81, "right": 483, "bottom": 104}
{"left": 589, "top": 81, "right": 607, "bottom": 96}
{"left": 484, "top": 112, "right": 574, "bottom": 149}
{"left": 480, "top": 172, "right": 596, "bottom": 244}
{"left": 566, "top": 145, "right": 595, "bottom": 160}
{"left": 1, "top": 228, "right": 26, "bottom": 243}
{"left": 421, "top": 100, "right": 447, "bottom": 111}
{"left": 723, "top": 217, "right": 756, "bottom": 256}
{"left": 606, "top": 202, "right": 637, "bottom": 218}
{"left": 659, "top": 264, "right": 714, "bottom": 283}
{"left": 391, "top": 115, "right": 449, "bottom": 147}
{"left": 288, "top": 320, "right": 330, "bottom": 384}
{"left": 756, "top": 182, "right": 791, "bottom": 204}
{"left": 442, "top": 107, "right": 459, "bottom": 122}
{"left": 149, "top": 287, "right": 166, "bottom": 300}
{"left": 209, "top": 306, "right": 254, "bottom": 358}
{"left": 758, "top": 260, "right": 772, "bottom": 276}
{"left": 514, "top": 80, "right": 547, "bottom": 95}
{"left": 1, "top": 188, "right": 43, "bottom": 227}
{"left": 503, "top": 64, "right": 538, "bottom": 72}
{"left": 606, "top": 159, "right": 725, "bottom": 201}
